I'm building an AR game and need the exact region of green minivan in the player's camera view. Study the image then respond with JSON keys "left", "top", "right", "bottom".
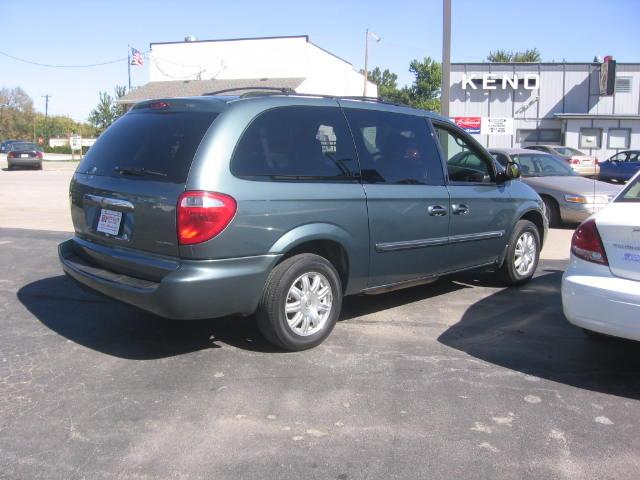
{"left": 59, "top": 92, "right": 546, "bottom": 350}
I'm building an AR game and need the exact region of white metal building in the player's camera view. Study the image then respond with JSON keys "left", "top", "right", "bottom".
{"left": 448, "top": 60, "right": 640, "bottom": 160}
{"left": 120, "top": 35, "right": 376, "bottom": 104}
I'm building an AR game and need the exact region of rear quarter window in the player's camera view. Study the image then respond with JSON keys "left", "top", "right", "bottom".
{"left": 77, "top": 110, "right": 218, "bottom": 183}
{"left": 231, "top": 106, "right": 359, "bottom": 180}
{"left": 616, "top": 176, "right": 640, "bottom": 203}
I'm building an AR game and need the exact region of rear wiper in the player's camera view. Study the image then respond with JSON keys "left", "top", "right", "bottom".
{"left": 114, "top": 166, "right": 167, "bottom": 177}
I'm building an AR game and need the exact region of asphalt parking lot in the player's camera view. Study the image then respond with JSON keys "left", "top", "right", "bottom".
{"left": 2, "top": 162, "right": 639, "bottom": 479}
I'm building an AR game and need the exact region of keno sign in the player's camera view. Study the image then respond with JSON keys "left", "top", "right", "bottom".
{"left": 462, "top": 73, "right": 540, "bottom": 90}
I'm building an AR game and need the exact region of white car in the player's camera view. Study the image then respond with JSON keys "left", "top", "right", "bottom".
{"left": 562, "top": 170, "right": 640, "bottom": 340}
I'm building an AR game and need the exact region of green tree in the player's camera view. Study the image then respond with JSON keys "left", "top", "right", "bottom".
{"left": 487, "top": 48, "right": 541, "bottom": 62}
{"left": 0, "top": 87, "right": 35, "bottom": 140}
{"left": 89, "top": 91, "right": 116, "bottom": 133}
{"left": 112, "top": 85, "right": 127, "bottom": 118}
{"left": 88, "top": 85, "right": 127, "bottom": 133}
{"left": 365, "top": 57, "right": 442, "bottom": 112}
{"left": 406, "top": 57, "right": 442, "bottom": 111}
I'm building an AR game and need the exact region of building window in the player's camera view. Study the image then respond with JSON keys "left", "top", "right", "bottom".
{"left": 615, "top": 77, "right": 632, "bottom": 94}
{"left": 608, "top": 128, "right": 631, "bottom": 149}
{"left": 516, "top": 129, "right": 561, "bottom": 144}
{"left": 579, "top": 128, "right": 602, "bottom": 149}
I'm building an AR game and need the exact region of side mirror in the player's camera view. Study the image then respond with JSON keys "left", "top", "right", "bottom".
{"left": 505, "top": 161, "right": 521, "bottom": 179}
{"left": 497, "top": 161, "right": 521, "bottom": 183}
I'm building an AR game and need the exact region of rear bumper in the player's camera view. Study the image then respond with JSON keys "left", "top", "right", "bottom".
{"left": 59, "top": 238, "right": 280, "bottom": 320}
{"left": 562, "top": 256, "right": 640, "bottom": 341}
{"left": 8, "top": 157, "right": 41, "bottom": 167}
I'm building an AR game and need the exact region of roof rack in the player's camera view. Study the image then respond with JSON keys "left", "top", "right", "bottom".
{"left": 202, "top": 86, "right": 296, "bottom": 96}
{"left": 201, "top": 88, "right": 406, "bottom": 106}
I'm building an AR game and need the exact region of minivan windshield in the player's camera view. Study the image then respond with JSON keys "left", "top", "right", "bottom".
{"left": 511, "top": 153, "right": 577, "bottom": 177}
{"left": 77, "top": 110, "right": 218, "bottom": 182}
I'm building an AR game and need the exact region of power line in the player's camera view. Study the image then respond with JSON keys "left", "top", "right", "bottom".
{"left": 0, "top": 50, "right": 129, "bottom": 68}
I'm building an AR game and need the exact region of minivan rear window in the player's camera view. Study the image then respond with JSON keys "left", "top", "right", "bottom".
{"left": 77, "top": 111, "right": 218, "bottom": 182}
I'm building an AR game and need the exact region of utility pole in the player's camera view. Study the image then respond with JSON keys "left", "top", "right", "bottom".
{"left": 441, "top": 0, "right": 452, "bottom": 118}
{"left": 42, "top": 94, "right": 51, "bottom": 145}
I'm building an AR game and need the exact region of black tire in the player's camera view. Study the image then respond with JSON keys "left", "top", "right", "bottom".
{"left": 542, "top": 196, "right": 561, "bottom": 228}
{"left": 498, "top": 219, "right": 540, "bottom": 286}
{"left": 257, "top": 253, "right": 342, "bottom": 351}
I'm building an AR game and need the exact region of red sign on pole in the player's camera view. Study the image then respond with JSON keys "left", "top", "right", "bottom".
{"left": 454, "top": 117, "right": 481, "bottom": 134}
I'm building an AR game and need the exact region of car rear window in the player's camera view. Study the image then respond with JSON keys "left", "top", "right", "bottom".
{"left": 10, "top": 142, "right": 39, "bottom": 151}
{"left": 77, "top": 110, "right": 218, "bottom": 182}
{"left": 554, "top": 147, "right": 584, "bottom": 156}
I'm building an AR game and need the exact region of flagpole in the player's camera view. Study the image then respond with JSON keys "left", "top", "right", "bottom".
{"left": 127, "top": 44, "right": 131, "bottom": 91}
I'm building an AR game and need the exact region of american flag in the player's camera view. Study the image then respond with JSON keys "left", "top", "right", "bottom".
{"left": 130, "top": 47, "right": 144, "bottom": 66}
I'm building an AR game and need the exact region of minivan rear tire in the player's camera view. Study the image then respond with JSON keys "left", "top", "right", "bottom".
{"left": 257, "top": 253, "right": 342, "bottom": 351}
{"left": 497, "top": 219, "right": 540, "bottom": 286}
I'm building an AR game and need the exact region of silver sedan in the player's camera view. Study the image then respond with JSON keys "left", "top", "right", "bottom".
{"left": 490, "top": 148, "right": 621, "bottom": 226}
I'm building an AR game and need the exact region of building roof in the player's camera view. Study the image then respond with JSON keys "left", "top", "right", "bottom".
{"left": 118, "top": 77, "right": 306, "bottom": 104}
{"left": 554, "top": 113, "right": 640, "bottom": 120}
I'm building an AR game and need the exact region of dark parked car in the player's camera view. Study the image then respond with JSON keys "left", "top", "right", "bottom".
{"left": 598, "top": 150, "right": 640, "bottom": 183}
{"left": 1, "top": 139, "right": 23, "bottom": 153}
{"left": 59, "top": 93, "right": 547, "bottom": 351}
{"left": 6, "top": 142, "right": 43, "bottom": 170}
{"left": 491, "top": 148, "right": 620, "bottom": 226}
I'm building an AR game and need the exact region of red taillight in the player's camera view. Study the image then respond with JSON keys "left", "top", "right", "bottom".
{"left": 569, "top": 158, "right": 581, "bottom": 165}
{"left": 36, "top": 151, "right": 43, "bottom": 158}
{"left": 177, "top": 191, "right": 236, "bottom": 245}
{"left": 571, "top": 219, "right": 608, "bottom": 265}
{"left": 7, "top": 152, "right": 15, "bottom": 158}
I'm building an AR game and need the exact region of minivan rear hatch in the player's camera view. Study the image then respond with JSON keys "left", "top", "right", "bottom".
{"left": 71, "top": 99, "right": 222, "bottom": 258}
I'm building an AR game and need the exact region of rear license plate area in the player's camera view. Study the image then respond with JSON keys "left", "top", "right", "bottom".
{"left": 96, "top": 209, "right": 123, "bottom": 236}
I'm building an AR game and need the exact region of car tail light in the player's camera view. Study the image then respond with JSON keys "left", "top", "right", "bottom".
{"left": 7, "top": 152, "right": 15, "bottom": 159}
{"left": 569, "top": 158, "right": 581, "bottom": 165}
{"left": 36, "top": 151, "right": 43, "bottom": 158}
{"left": 177, "top": 191, "right": 236, "bottom": 245}
{"left": 571, "top": 219, "right": 608, "bottom": 265}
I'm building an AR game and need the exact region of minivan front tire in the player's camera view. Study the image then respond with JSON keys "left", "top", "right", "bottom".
{"left": 498, "top": 219, "right": 540, "bottom": 285}
{"left": 257, "top": 253, "right": 342, "bottom": 351}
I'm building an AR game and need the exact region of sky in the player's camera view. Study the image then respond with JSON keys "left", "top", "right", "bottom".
{"left": 2, "top": 0, "right": 638, "bottom": 122}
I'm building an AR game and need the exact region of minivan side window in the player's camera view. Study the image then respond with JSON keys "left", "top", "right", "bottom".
{"left": 344, "top": 109, "right": 444, "bottom": 185}
{"left": 433, "top": 124, "right": 494, "bottom": 183}
{"left": 231, "top": 106, "right": 359, "bottom": 180}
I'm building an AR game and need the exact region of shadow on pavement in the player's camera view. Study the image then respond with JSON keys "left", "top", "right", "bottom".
{"left": 438, "top": 269, "right": 640, "bottom": 400}
{"left": 17, "top": 275, "right": 283, "bottom": 358}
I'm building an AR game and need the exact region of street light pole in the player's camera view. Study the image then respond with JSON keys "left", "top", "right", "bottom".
{"left": 363, "top": 29, "right": 381, "bottom": 97}
{"left": 363, "top": 29, "right": 370, "bottom": 97}
{"left": 441, "top": 0, "right": 452, "bottom": 118}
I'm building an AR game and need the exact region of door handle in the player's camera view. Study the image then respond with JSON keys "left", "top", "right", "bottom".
{"left": 428, "top": 205, "right": 448, "bottom": 217}
{"left": 451, "top": 204, "right": 470, "bottom": 215}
